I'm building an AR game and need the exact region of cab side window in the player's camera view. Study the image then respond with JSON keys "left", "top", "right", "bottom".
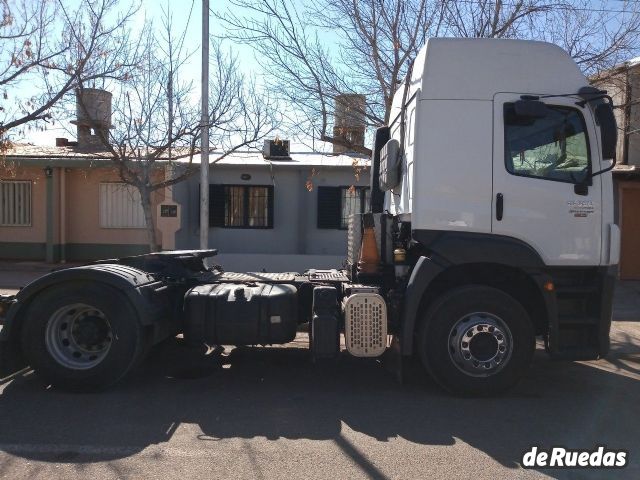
{"left": 504, "top": 104, "right": 591, "bottom": 184}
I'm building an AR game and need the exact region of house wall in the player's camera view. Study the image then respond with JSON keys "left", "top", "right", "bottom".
{"left": 1, "top": 163, "right": 165, "bottom": 261}
{"left": 629, "top": 68, "right": 640, "bottom": 166}
{"left": 63, "top": 168, "right": 164, "bottom": 259}
{"left": 594, "top": 64, "right": 640, "bottom": 166}
{"left": 174, "top": 163, "right": 369, "bottom": 271}
{"left": 0, "top": 165, "right": 49, "bottom": 259}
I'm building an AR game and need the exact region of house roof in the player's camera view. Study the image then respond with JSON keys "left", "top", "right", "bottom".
{"left": 1, "top": 143, "right": 370, "bottom": 169}
{"left": 2, "top": 143, "right": 112, "bottom": 159}
{"left": 181, "top": 151, "right": 370, "bottom": 168}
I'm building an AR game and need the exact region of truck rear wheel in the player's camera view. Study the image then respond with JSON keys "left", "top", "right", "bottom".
{"left": 417, "top": 285, "right": 535, "bottom": 396}
{"left": 21, "top": 283, "right": 147, "bottom": 392}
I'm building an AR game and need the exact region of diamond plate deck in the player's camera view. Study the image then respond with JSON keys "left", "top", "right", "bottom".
{"left": 216, "top": 272, "right": 297, "bottom": 283}
{"left": 307, "top": 270, "right": 350, "bottom": 282}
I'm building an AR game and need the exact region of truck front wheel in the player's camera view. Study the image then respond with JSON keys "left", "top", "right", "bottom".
{"left": 417, "top": 285, "right": 535, "bottom": 396}
{"left": 21, "top": 282, "right": 148, "bottom": 392}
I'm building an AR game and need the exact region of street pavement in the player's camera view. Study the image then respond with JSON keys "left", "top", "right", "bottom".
{"left": 0, "top": 263, "right": 639, "bottom": 479}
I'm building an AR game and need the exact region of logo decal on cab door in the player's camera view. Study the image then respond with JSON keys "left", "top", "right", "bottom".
{"left": 567, "top": 200, "right": 595, "bottom": 218}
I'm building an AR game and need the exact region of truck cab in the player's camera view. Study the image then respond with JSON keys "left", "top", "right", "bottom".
{"left": 367, "top": 38, "right": 619, "bottom": 393}
{"left": 384, "top": 38, "right": 617, "bottom": 268}
{"left": 0, "top": 38, "right": 619, "bottom": 396}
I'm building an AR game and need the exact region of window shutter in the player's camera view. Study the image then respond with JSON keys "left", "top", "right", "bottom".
{"left": 317, "top": 186, "right": 342, "bottom": 229}
{"left": 99, "top": 183, "right": 145, "bottom": 228}
{"left": 209, "top": 184, "right": 226, "bottom": 227}
{"left": 267, "top": 185, "right": 274, "bottom": 228}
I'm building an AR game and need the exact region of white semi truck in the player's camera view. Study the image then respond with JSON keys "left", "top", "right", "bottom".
{"left": 0, "top": 38, "right": 620, "bottom": 396}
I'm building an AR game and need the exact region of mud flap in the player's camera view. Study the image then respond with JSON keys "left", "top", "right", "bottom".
{"left": 381, "top": 335, "right": 406, "bottom": 383}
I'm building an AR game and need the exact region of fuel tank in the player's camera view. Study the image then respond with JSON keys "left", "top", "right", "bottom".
{"left": 183, "top": 283, "right": 298, "bottom": 346}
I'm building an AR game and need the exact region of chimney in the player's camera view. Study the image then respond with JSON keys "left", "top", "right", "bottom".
{"left": 70, "top": 88, "right": 112, "bottom": 151}
{"left": 333, "top": 94, "right": 366, "bottom": 154}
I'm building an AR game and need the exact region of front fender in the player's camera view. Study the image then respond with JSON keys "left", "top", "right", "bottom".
{"left": 399, "top": 256, "right": 447, "bottom": 356}
{"left": 400, "top": 232, "right": 547, "bottom": 356}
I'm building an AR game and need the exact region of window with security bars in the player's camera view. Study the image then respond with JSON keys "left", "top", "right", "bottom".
{"left": 0, "top": 180, "right": 32, "bottom": 226}
{"left": 99, "top": 183, "right": 146, "bottom": 228}
{"left": 317, "top": 186, "right": 370, "bottom": 229}
{"left": 209, "top": 185, "right": 274, "bottom": 228}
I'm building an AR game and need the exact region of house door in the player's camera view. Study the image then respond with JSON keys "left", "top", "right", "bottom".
{"left": 620, "top": 183, "right": 640, "bottom": 279}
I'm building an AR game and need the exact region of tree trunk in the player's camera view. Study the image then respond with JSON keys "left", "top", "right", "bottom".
{"left": 139, "top": 186, "right": 159, "bottom": 252}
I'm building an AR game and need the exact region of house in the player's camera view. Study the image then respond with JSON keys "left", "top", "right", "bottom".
{"left": 0, "top": 142, "right": 370, "bottom": 271}
{"left": 592, "top": 59, "right": 640, "bottom": 279}
{"left": 173, "top": 144, "right": 370, "bottom": 272}
{"left": 0, "top": 88, "right": 170, "bottom": 263}
{"left": 0, "top": 143, "right": 166, "bottom": 262}
{"left": 1, "top": 89, "right": 372, "bottom": 272}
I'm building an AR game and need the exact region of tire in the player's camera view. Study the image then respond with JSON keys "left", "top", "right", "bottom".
{"left": 417, "top": 285, "right": 535, "bottom": 396}
{"left": 21, "top": 282, "right": 148, "bottom": 392}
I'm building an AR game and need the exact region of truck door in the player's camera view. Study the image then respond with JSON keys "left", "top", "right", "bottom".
{"left": 492, "top": 93, "right": 602, "bottom": 266}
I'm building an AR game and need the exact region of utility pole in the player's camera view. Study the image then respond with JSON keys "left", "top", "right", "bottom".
{"left": 199, "top": 0, "right": 210, "bottom": 249}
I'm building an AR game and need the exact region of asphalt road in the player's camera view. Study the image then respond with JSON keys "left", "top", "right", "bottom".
{"left": 0, "top": 323, "right": 639, "bottom": 480}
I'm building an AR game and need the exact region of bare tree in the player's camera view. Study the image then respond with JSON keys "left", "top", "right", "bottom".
{"left": 224, "top": 0, "right": 441, "bottom": 155}
{"left": 223, "top": 0, "right": 640, "bottom": 154}
{"left": 440, "top": 0, "right": 640, "bottom": 74}
{"left": 0, "top": 0, "right": 142, "bottom": 147}
{"left": 78, "top": 9, "right": 278, "bottom": 251}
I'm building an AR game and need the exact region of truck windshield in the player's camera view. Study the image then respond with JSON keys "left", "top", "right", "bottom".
{"left": 504, "top": 104, "right": 590, "bottom": 184}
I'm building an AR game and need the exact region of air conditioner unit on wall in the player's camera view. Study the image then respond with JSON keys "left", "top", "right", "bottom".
{"left": 263, "top": 139, "right": 291, "bottom": 159}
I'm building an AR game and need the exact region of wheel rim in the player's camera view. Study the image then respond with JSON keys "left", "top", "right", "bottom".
{"left": 45, "top": 303, "right": 113, "bottom": 370}
{"left": 448, "top": 312, "right": 513, "bottom": 377}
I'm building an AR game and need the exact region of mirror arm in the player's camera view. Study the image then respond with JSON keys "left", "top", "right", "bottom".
{"left": 576, "top": 94, "right": 614, "bottom": 108}
{"left": 591, "top": 160, "right": 616, "bottom": 177}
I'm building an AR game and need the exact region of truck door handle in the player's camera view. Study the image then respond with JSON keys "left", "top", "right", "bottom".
{"left": 496, "top": 193, "right": 503, "bottom": 221}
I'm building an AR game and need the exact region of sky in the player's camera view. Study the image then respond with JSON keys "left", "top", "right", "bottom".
{"left": 24, "top": 0, "right": 640, "bottom": 148}
{"left": 27, "top": 0, "right": 291, "bottom": 147}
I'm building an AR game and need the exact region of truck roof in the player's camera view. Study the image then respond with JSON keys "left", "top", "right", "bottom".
{"left": 409, "top": 38, "right": 587, "bottom": 101}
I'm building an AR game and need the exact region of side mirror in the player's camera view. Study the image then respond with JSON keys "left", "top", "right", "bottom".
{"left": 370, "top": 126, "right": 390, "bottom": 213}
{"left": 595, "top": 103, "right": 617, "bottom": 161}
{"left": 379, "top": 139, "right": 401, "bottom": 191}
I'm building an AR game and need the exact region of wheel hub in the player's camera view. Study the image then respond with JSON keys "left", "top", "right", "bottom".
{"left": 468, "top": 331, "right": 499, "bottom": 361}
{"left": 45, "top": 304, "right": 112, "bottom": 370}
{"left": 72, "top": 315, "right": 110, "bottom": 348}
{"left": 449, "top": 313, "right": 512, "bottom": 377}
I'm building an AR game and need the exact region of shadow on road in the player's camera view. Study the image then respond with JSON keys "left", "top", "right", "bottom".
{"left": 0, "top": 337, "right": 638, "bottom": 479}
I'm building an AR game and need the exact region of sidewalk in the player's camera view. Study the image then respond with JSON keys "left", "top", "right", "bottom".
{"left": 614, "top": 280, "right": 640, "bottom": 321}
{"left": 1, "top": 261, "right": 639, "bottom": 321}
{"left": 0, "top": 261, "right": 83, "bottom": 295}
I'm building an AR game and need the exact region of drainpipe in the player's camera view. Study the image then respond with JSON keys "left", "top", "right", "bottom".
{"left": 297, "top": 169, "right": 307, "bottom": 255}
{"left": 60, "top": 168, "right": 66, "bottom": 263}
{"left": 623, "top": 67, "right": 631, "bottom": 165}
{"left": 44, "top": 166, "right": 54, "bottom": 263}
